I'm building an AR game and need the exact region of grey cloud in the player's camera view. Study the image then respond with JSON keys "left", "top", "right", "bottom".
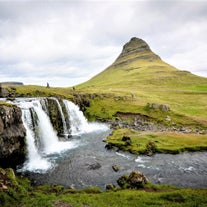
{"left": 0, "top": 0, "right": 206, "bottom": 86}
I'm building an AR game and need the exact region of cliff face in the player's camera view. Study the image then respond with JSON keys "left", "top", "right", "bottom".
{"left": 0, "top": 104, "right": 26, "bottom": 168}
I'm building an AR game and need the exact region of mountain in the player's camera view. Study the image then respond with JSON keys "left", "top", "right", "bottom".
{"left": 77, "top": 37, "right": 207, "bottom": 91}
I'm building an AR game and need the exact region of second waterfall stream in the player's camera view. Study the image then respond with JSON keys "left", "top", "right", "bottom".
{"left": 14, "top": 98, "right": 108, "bottom": 172}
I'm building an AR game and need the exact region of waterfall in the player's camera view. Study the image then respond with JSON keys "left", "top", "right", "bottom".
{"left": 16, "top": 98, "right": 78, "bottom": 172}
{"left": 19, "top": 101, "right": 52, "bottom": 172}
{"left": 63, "top": 100, "right": 89, "bottom": 135}
{"left": 32, "top": 100, "right": 61, "bottom": 154}
{"left": 63, "top": 100, "right": 108, "bottom": 135}
{"left": 11, "top": 97, "right": 108, "bottom": 172}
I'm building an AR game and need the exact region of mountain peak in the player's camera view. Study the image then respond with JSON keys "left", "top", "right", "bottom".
{"left": 114, "top": 37, "right": 160, "bottom": 67}
{"left": 123, "top": 37, "right": 150, "bottom": 53}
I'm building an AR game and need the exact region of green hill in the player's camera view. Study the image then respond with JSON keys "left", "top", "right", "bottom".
{"left": 76, "top": 37, "right": 207, "bottom": 128}
{"left": 78, "top": 37, "right": 207, "bottom": 91}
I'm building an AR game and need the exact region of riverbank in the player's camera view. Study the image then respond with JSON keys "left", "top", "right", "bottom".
{"left": 1, "top": 168, "right": 207, "bottom": 207}
{"left": 106, "top": 128, "right": 207, "bottom": 155}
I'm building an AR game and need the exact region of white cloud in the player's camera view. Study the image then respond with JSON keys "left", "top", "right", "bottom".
{"left": 0, "top": 0, "right": 206, "bottom": 86}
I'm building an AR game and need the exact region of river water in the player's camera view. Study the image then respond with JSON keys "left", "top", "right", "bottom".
{"left": 26, "top": 128, "right": 207, "bottom": 189}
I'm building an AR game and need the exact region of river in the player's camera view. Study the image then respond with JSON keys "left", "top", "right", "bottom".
{"left": 25, "top": 128, "right": 207, "bottom": 189}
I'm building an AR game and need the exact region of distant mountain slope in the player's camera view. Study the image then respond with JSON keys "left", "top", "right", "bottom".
{"left": 77, "top": 37, "right": 207, "bottom": 91}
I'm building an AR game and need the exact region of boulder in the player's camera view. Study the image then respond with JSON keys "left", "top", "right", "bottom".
{"left": 147, "top": 103, "right": 170, "bottom": 112}
{"left": 127, "top": 171, "right": 148, "bottom": 188}
{"left": 112, "top": 165, "right": 120, "bottom": 172}
{"left": 87, "top": 162, "right": 101, "bottom": 170}
{"left": 117, "top": 170, "right": 148, "bottom": 189}
{"left": 106, "top": 184, "right": 116, "bottom": 190}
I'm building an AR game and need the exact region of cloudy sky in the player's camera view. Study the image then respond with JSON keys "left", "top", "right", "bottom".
{"left": 0, "top": 0, "right": 207, "bottom": 87}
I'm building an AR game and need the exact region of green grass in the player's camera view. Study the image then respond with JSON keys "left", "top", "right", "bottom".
{"left": 9, "top": 85, "right": 73, "bottom": 99}
{"left": 0, "top": 101, "right": 13, "bottom": 107}
{"left": 1, "top": 168, "right": 207, "bottom": 207}
{"left": 106, "top": 128, "right": 207, "bottom": 154}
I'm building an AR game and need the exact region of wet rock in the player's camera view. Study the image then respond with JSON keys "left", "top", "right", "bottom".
{"left": 0, "top": 105, "right": 26, "bottom": 168}
{"left": 146, "top": 141, "right": 157, "bottom": 156}
{"left": 117, "top": 170, "right": 148, "bottom": 189}
{"left": 105, "top": 143, "right": 113, "bottom": 150}
{"left": 105, "top": 143, "right": 119, "bottom": 151}
{"left": 112, "top": 165, "right": 120, "bottom": 172}
{"left": 87, "top": 162, "right": 101, "bottom": 170}
{"left": 117, "top": 174, "right": 128, "bottom": 188}
{"left": 127, "top": 171, "right": 148, "bottom": 188}
{"left": 106, "top": 184, "right": 116, "bottom": 190}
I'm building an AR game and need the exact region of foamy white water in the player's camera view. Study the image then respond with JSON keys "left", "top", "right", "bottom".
{"left": 12, "top": 98, "right": 108, "bottom": 172}
{"left": 17, "top": 99, "right": 78, "bottom": 172}
{"left": 20, "top": 105, "right": 52, "bottom": 172}
{"left": 63, "top": 100, "right": 108, "bottom": 135}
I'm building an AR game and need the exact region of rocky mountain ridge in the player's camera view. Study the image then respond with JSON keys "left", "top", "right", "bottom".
{"left": 113, "top": 37, "right": 161, "bottom": 67}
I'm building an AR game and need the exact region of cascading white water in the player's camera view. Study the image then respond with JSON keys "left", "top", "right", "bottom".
{"left": 19, "top": 101, "right": 52, "bottom": 172}
{"left": 63, "top": 100, "right": 108, "bottom": 135}
{"left": 11, "top": 97, "right": 108, "bottom": 172}
{"left": 50, "top": 97, "right": 68, "bottom": 138}
{"left": 33, "top": 100, "right": 61, "bottom": 154}
{"left": 63, "top": 100, "right": 89, "bottom": 135}
{"left": 16, "top": 98, "right": 78, "bottom": 172}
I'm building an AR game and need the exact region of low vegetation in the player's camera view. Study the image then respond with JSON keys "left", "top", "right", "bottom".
{"left": 1, "top": 168, "right": 207, "bottom": 207}
{"left": 106, "top": 128, "right": 207, "bottom": 155}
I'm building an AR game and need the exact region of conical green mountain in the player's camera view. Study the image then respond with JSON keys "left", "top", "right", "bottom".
{"left": 78, "top": 37, "right": 207, "bottom": 91}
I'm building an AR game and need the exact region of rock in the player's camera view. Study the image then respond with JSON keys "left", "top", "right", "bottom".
{"left": 105, "top": 143, "right": 113, "bottom": 150}
{"left": 146, "top": 141, "right": 157, "bottom": 156}
{"left": 166, "top": 115, "right": 171, "bottom": 122}
{"left": 122, "top": 136, "right": 131, "bottom": 146}
{"left": 127, "top": 171, "right": 148, "bottom": 188}
{"left": 106, "top": 184, "right": 116, "bottom": 190}
{"left": 114, "top": 37, "right": 161, "bottom": 67}
{"left": 147, "top": 103, "right": 170, "bottom": 112}
{"left": 117, "top": 174, "right": 128, "bottom": 188}
{"left": 122, "top": 136, "right": 130, "bottom": 141}
{"left": 0, "top": 105, "right": 26, "bottom": 168}
{"left": 0, "top": 85, "right": 9, "bottom": 98}
{"left": 112, "top": 165, "right": 120, "bottom": 172}
{"left": 117, "top": 171, "right": 148, "bottom": 189}
{"left": 87, "top": 162, "right": 101, "bottom": 170}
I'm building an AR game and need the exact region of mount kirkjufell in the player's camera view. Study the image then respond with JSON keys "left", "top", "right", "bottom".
{"left": 78, "top": 37, "right": 207, "bottom": 91}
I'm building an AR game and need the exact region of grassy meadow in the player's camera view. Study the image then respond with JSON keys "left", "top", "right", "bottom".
{"left": 106, "top": 128, "right": 207, "bottom": 154}
{"left": 1, "top": 168, "right": 207, "bottom": 207}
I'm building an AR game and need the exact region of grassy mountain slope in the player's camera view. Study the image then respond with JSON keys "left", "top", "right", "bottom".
{"left": 77, "top": 37, "right": 207, "bottom": 91}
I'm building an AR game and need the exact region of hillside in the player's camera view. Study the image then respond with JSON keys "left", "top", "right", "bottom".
{"left": 77, "top": 37, "right": 207, "bottom": 91}
{"left": 75, "top": 37, "right": 207, "bottom": 129}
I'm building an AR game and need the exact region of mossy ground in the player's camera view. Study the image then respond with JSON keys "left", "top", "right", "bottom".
{"left": 1, "top": 168, "right": 207, "bottom": 207}
{"left": 106, "top": 128, "right": 207, "bottom": 154}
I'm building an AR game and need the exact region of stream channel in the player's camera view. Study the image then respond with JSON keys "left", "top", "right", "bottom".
{"left": 25, "top": 129, "right": 207, "bottom": 190}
